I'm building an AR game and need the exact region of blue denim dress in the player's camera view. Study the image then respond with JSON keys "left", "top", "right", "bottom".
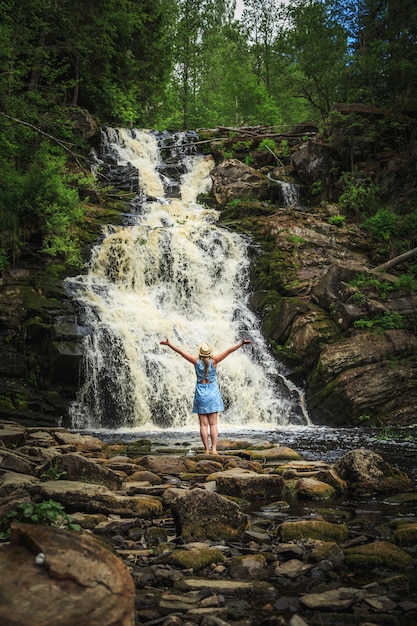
{"left": 192, "top": 359, "right": 225, "bottom": 414}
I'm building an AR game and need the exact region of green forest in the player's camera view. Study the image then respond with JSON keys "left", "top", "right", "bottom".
{"left": 1, "top": 0, "right": 417, "bottom": 270}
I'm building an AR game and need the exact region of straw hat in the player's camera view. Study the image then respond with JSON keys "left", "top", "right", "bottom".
{"left": 198, "top": 342, "right": 213, "bottom": 358}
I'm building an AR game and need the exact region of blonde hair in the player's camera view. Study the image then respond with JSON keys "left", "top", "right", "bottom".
{"left": 198, "top": 342, "right": 213, "bottom": 376}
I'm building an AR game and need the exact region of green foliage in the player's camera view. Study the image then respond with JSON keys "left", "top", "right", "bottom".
{"left": 372, "top": 426, "right": 417, "bottom": 443}
{"left": 349, "top": 274, "right": 396, "bottom": 301}
{"left": 40, "top": 458, "right": 67, "bottom": 481}
{"left": 311, "top": 180, "right": 324, "bottom": 196}
{"left": 0, "top": 500, "right": 81, "bottom": 541}
{"left": 0, "top": 140, "right": 84, "bottom": 267}
{"left": 280, "top": 139, "right": 290, "bottom": 157}
{"left": 259, "top": 138, "right": 277, "bottom": 152}
{"left": 338, "top": 173, "right": 380, "bottom": 216}
{"left": 353, "top": 312, "right": 405, "bottom": 332}
{"left": 328, "top": 214, "right": 346, "bottom": 226}
{"left": 361, "top": 209, "right": 399, "bottom": 242}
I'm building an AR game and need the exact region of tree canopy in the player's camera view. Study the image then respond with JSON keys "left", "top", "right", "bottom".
{"left": 1, "top": 0, "right": 416, "bottom": 268}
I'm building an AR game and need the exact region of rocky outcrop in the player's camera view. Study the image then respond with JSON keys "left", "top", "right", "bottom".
{"left": 235, "top": 207, "right": 417, "bottom": 426}
{"left": 0, "top": 269, "right": 84, "bottom": 427}
{"left": 210, "top": 159, "right": 270, "bottom": 205}
{"left": 0, "top": 423, "right": 416, "bottom": 625}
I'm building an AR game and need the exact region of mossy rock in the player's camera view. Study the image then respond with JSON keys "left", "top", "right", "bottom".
{"left": 248, "top": 446, "right": 302, "bottom": 462}
{"left": 145, "top": 526, "right": 168, "bottom": 544}
{"left": 344, "top": 540, "right": 413, "bottom": 571}
{"left": 391, "top": 523, "right": 417, "bottom": 547}
{"left": 308, "top": 541, "right": 345, "bottom": 566}
{"left": 167, "top": 548, "right": 224, "bottom": 571}
{"left": 279, "top": 519, "right": 349, "bottom": 543}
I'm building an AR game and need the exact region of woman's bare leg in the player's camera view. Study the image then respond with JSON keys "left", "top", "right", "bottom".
{"left": 208, "top": 413, "right": 218, "bottom": 453}
{"left": 198, "top": 414, "right": 210, "bottom": 453}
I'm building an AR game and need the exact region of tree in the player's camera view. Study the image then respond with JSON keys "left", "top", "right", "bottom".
{"left": 283, "top": 0, "right": 349, "bottom": 120}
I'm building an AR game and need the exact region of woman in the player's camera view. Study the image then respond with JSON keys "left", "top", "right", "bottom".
{"left": 160, "top": 338, "right": 252, "bottom": 454}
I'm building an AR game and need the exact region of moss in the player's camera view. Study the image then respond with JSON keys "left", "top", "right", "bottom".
{"left": 167, "top": 548, "right": 224, "bottom": 571}
{"left": 181, "top": 520, "right": 249, "bottom": 542}
{"left": 279, "top": 520, "right": 349, "bottom": 543}
{"left": 344, "top": 540, "right": 413, "bottom": 571}
{"left": 391, "top": 523, "right": 417, "bottom": 547}
{"left": 308, "top": 541, "right": 344, "bottom": 564}
{"left": 145, "top": 526, "right": 168, "bottom": 544}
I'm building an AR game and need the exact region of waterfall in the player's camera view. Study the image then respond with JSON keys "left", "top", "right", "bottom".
{"left": 67, "top": 128, "right": 308, "bottom": 431}
{"left": 278, "top": 181, "right": 302, "bottom": 207}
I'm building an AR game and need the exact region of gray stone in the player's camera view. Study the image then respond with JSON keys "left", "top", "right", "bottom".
{"left": 300, "top": 586, "right": 366, "bottom": 610}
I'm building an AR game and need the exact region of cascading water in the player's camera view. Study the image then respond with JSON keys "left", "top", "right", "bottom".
{"left": 66, "top": 128, "right": 309, "bottom": 431}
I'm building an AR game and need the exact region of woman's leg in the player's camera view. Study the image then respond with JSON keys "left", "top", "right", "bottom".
{"left": 207, "top": 412, "right": 218, "bottom": 453}
{"left": 198, "top": 414, "right": 210, "bottom": 453}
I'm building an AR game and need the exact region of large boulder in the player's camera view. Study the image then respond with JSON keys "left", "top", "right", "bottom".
{"left": 170, "top": 488, "right": 249, "bottom": 541}
{"left": 292, "top": 139, "right": 337, "bottom": 187}
{"left": 210, "top": 159, "right": 270, "bottom": 205}
{"left": 37, "top": 480, "right": 163, "bottom": 517}
{"left": 333, "top": 449, "right": 413, "bottom": 495}
{"left": 0, "top": 523, "right": 135, "bottom": 626}
{"left": 211, "top": 467, "right": 284, "bottom": 500}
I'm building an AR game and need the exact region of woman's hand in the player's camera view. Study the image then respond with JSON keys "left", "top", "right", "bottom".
{"left": 160, "top": 338, "right": 170, "bottom": 346}
{"left": 241, "top": 338, "right": 252, "bottom": 345}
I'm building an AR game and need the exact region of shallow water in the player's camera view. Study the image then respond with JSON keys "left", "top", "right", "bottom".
{"left": 77, "top": 424, "right": 417, "bottom": 481}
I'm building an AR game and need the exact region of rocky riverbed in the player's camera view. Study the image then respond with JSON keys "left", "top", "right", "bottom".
{"left": 0, "top": 421, "right": 416, "bottom": 626}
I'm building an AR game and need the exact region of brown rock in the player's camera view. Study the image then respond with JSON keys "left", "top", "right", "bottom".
{"left": 37, "top": 479, "right": 162, "bottom": 517}
{"left": 211, "top": 159, "right": 270, "bottom": 205}
{"left": 333, "top": 448, "right": 413, "bottom": 494}
{"left": 213, "top": 468, "right": 284, "bottom": 500}
{"left": 0, "top": 523, "right": 135, "bottom": 625}
{"left": 37, "top": 453, "right": 123, "bottom": 489}
{"left": 170, "top": 488, "right": 249, "bottom": 541}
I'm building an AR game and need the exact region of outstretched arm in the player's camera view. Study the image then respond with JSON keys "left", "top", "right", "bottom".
{"left": 160, "top": 339, "right": 197, "bottom": 365}
{"left": 213, "top": 338, "right": 252, "bottom": 364}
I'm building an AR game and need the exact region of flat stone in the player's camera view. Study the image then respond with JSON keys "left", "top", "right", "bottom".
{"left": 54, "top": 431, "right": 104, "bottom": 452}
{"left": 274, "top": 559, "right": 312, "bottom": 579}
{"left": 38, "top": 480, "right": 162, "bottom": 518}
{"left": 300, "top": 586, "right": 366, "bottom": 610}
{"left": 364, "top": 595, "right": 397, "bottom": 611}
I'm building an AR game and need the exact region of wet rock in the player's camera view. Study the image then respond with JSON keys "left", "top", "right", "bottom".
{"left": 279, "top": 520, "right": 349, "bottom": 543}
{"left": 247, "top": 446, "right": 303, "bottom": 462}
{"left": 212, "top": 468, "right": 284, "bottom": 500}
{"left": 37, "top": 479, "right": 163, "bottom": 517}
{"left": 391, "top": 522, "right": 417, "bottom": 547}
{"left": 300, "top": 586, "right": 367, "bottom": 610}
{"left": 168, "top": 547, "right": 224, "bottom": 571}
{"left": 170, "top": 488, "right": 249, "bottom": 541}
{"left": 295, "top": 476, "right": 336, "bottom": 500}
{"left": 274, "top": 559, "right": 312, "bottom": 579}
{"left": 333, "top": 448, "right": 413, "bottom": 494}
{"left": 0, "top": 522, "right": 135, "bottom": 626}
{"left": 308, "top": 542, "right": 345, "bottom": 569}
{"left": 194, "top": 459, "right": 223, "bottom": 474}
{"left": 211, "top": 159, "right": 270, "bottom": 205}
{"left": 344, "top": 540, "right": 414, "bottom": 571}
{"left": 229, "top": 554, "right": 269, "bottom": 580}
{"left": 124, "top": 470, "right": 163, "bottom": 484}
{"left": 54, "top": 431, "right": 104, "bottom": 452}
{"left": 139, "top": 455, "right": 189, "bottom": 475}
